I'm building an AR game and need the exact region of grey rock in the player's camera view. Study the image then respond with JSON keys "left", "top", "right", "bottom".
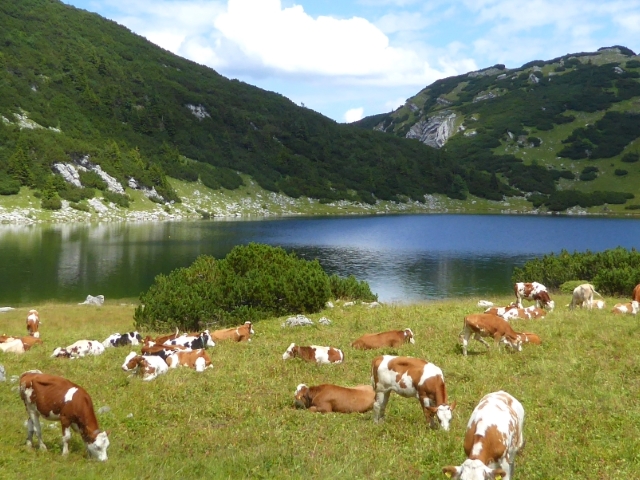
{"left": 98, "top": 406, "right": 111, "bottom": 414}
{"left": 281, "top": 315, "right": 314, "bottom": 327}
{"left": 405, "top": 112, "right": 457, "bottom": 148}
{"left": 318, "top": 317, "right": 332, "bottom": 325}
{"left": 78, "top": 294, "right": 105, "bottom": 306}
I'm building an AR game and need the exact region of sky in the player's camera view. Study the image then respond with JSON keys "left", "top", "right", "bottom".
{"left": 62, "top": 0, "right": 640, "bottom": 123}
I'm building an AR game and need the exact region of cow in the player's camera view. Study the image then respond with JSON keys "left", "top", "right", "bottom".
{"left": 460, "top": 314, "right": 523, "bottom": 356}
{"left": 612, "top": 301, "right": 639, "bottom": 315}
{"left": 165, "top": 349, "right": 212, "bottom": 372}
{"left": 282, "top": 343, "right": 344, "bottom": 364}
{"left": 122, "top": 352, "right": 169, "bottom": 381}
{"left": 514, "top": 282, "right": 555, "bottom": 310}
{"left": 26, "top": 309, "right": 40, "bottom": 338}
{"left": 516, "top": 332, "right": 542, "bottom": 345}
{"left": 211, "top": 321, "right": 254, "bottom": 342}
{"left": 442, "top": 390, "right": 525, "bottom": 480}
{"left": 633, "top": 284, "right": 640, "bottom": 303}
{"left": 294, "top": 384, "right": 375, "bottom": 413}
{"left": 500, "top": 306, "right": 546, "bottom": 321}
{"left": 19, "top": 370, "right": 110, "bottom": 461}
{"left": 102, "top": 331, "right": 142, "bottom": 348}
{"left": 371, "top": 355, "right": 456, "bottom": 430}
{"left": 351, "top": 328, "right": 415, "bottom": 350}
{"left": 569, "top": 283, "right": 602, "bottom": 310}
{"left": 587, "top": 299, "right": 605, "bottom": 309}
{"left": 0, "top": 334, "right": 18, "bottom": 343}
{"left": 20, "top": 336, "right": 43, "bottom": 351}
{"left": 164, "top": 330, "right": 215, "bottom": 349}
{"left": 51, "top": 340, "right": 105, "bottom": 359}
{"left": 147, "top": 327, "right": 182, "bottom": 347}
{"left": 0, "top": 338, "right": 25, "bottom": 353}
{"left": 142, "top": 343, "right": 190, "bottom": 362}
{"left": 484, "top": 304, "right": 518, "bottom": 317}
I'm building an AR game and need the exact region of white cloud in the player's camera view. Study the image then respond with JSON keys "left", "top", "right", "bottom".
{"left": 344, "top": 107, "right": 365, "bottom": 123}
{"left": 615, "top": 13, "right": 640, "bottom": 33}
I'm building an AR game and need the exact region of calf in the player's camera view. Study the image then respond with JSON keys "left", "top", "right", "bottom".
{"left": 0, "top": 334, "right": 18, "bottom": 343}
{"left": 142, "top": 343, "right": 190, "bottom": 362}
{"left": 0, "top": 338, "right": 25, "bottom": 353}
{"left": 442, "top": 391, "right": 525, "bottom": 480}
{"left": 211, "top": 321, "right": 254, "bottom": 342}
{"left": 26, "top": 309, "right": 40, "bottom": 338}
{"left": 371, "top": 355, "right": 456, "bottom": 430}
{"left": 20, "top": 336, "right": 43, "bottom": 351}
{"left": 102, "top": 331, "right": 142, "bottom": 348}
{"left": 587, "top": 299, "right": 605, "bottom": 309}
{"left": 484, "top": 304, "right": 518, "bottom": 317}
{"left": 282, "top": 343, "right": 344, "bottom": 364}
{"left": 294, "top": 384, "right": 375, "bottom": 413}
{"left": 122, "top": 352, "right": 169, "bottom": 381}
{"left": 514, "top": 282, "right": 555, "bottom": 310}
{"left": 612, "top": 301, "right": 639, "bottom": 315}
{"left": 633, "top": 283, "right": 640, "bottom": 303}
{"left": 351, "top": 328, "right": 415, "bottom": 350}
{"left": 51, "top": 340, "right": 105, "bottom": 359}
{"left": 164, "top": 330, "right": 215, "bottom": 349}
{"left": 501, "top": 306, "right": 546, "bottom": 321}
{"left": 165, "top": 349, "right": 212, "bottom": 372}
{"left": 19, "top": 370, "right": 109, "bottom": 461}
{"left": 516, "top": 332, "right": 542, "bottom": 345}
{"left": 460, "top": 314, "right": 522, "bottom": 356}
{"left": 569, "top": 283, "right": 602, "bottom": 310}
{"left": 149, "top": 327, "right": 181, "bottom": 347}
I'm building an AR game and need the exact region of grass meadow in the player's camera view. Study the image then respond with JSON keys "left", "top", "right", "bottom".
{"left": 1, "top": 296, "right": 640, "bottom": 479}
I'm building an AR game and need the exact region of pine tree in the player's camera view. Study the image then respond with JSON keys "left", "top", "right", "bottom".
{"left": 7, "top": 146, "right": 33, "bottom": 186}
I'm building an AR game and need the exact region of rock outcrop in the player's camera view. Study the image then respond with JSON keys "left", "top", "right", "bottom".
{"left": 405, "top": 111, "right": 457, "bottom": 148}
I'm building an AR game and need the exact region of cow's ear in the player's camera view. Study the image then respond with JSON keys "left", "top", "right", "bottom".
{"left": 442, "top": 466, "right": 460, "bottom": 478}
{"left": 449, "top": 400, "right": 457, "bottom": 411}
{"left": 426, "top": 406, "right": 438, "bottom": 413}
{"left": 491, "top": 469, "right": 506, "bottom": 480}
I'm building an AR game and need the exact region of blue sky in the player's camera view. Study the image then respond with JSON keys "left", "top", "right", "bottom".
{"left": 62, "top": 0, "right": 640, "bottom": 123}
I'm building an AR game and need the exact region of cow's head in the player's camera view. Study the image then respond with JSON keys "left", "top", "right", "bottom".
{"left": 427, "top": 401, "right": 456, "bottom": 431}
{"left": 122, "top": 351, "right": 139, "bottom": 371}
{"left": 51, "top": 347, "right": 70, "bottom": 358}
{"left": 501, "top": 335, "right": 522, "bottom": 352}
{"left": 294, "top": 384, "right": 311, "bottom": 409}
{"left": 442, "top": 460, "right": 506, "bottom": 479}
{"left": 244, "top": 321, "right": 255, "bottom": 335}
{"left": 404, "top": 328, "right": 415, "bottom": 344}
{"left": 200, "top": 330, "right": 216, "bottom": 348}
{"left": 282, "top": 343, "right": 297, "bottom": 360}
{"left": 86, "top": 430, "right": 110, "bottom": 461}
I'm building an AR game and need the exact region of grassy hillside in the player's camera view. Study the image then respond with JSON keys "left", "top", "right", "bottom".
{"left": 1, "top": 297, "right": 639, "bottom": 478}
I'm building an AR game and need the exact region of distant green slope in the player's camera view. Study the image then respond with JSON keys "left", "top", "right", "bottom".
{"left": 356, "top": 47, "right": 640, "bottom": 211}
{"left": 0, "top": 0, "right": 463, "bottom": 209}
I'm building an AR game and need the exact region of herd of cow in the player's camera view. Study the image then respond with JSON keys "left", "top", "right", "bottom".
{"left": 3, "top": 280, "right": 640, "bottom": 479}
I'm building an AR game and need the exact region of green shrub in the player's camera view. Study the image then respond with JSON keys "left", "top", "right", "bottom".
{"left": 134, "top": 243, "right": 374, "bottom": 331}
{"left": 0, "top": 176, "right": 20, "bottom": 195}
{"left": 621, "top": 152, "right": 639, "bottom": 163}
{"left": 79, "top": 170, "right": 108, "bottom": 190}
{"left": 69, "top": 202, "right": 90, "bottom": 212}
{"left": 58, "top": 186, "right": 94, "bottom": 202}
{"left": 103, "top": 190, "right": 130, "bottom": 207}
{"left": 624, "top": 204, "right": 640, "bottom": 210}
{"left": 559, "top": 280, "right": 590, "bottom": 294}
{"left": 329, "top": 274, "right": 377, "bottom": 302}
{"left": 41, "top": 195, "right": 62, "bottom": 210}
{"left": 615, "top": 169, "right": 628, "bottom": 176}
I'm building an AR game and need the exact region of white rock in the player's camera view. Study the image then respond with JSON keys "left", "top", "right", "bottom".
{"left": 78, "top": 294, "right": 104, "bottom": 306}
{"left": 281, "top": 315, "right": 314, "bottom": 327}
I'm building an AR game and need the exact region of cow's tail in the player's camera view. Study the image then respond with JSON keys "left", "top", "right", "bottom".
{"left": 593, "top": 288, "right": 603, "bottom": 298}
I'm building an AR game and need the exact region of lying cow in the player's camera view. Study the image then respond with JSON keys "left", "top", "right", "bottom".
{"left": 211, "top": 321, "right": 254, "bottom": 342}
{"left": 351, "top": 328, "right": 415, "bottom": 350}
{"left": 372, "top": 355, "right": 456, "bottom": 430}
{"left": 484, "top": 304, "right": 518, "bottom": 317}
{"left": 164, "top": 330, "right": 215, "bottom": 349}
{"left": 165, "top": 349, "right": 212, "bottom": 372}
{"left": 569, "top": 283, "right": 603, "bottom": 310}
{"left": 21, "top": 336, "right": 43, "bottom": 351}
{"left": 122, "top": 352, "right": 169, "bottom": 381}
{"left": 460, "top": 314, "right": 522, "bottom": 356}
{"left": 26, "top": 309, "right": 40, "bottom": 338}
{"left": 501, "top": 306, "right": 546, "bottom": 321}
{"left": 516, "top": 332, "right": 542, "bottom": 345}
{"left": 514, "top": 282, "right": 554, "bottom": 310}
{"left": 282, "top": 343, "right": 344, "bottom": 364}
{"left": 0, "top": 334, "right": 18, "bottom": 343}
{"left": 587, "top": 299, "right": 605, "bottom": 309}
{"left": 19, "top": 370, "right": 110, "bottom": 461}
{"left": 442, "top": 390, "right": 525, "bottom": 480}
{"left": 294, "top": 383, "right": 375, "bottom": 413}
{"left": 0, "top": 338, "right": 25, "bottom": 353}
{"left": 612, "top": 301, "right": 639, "bottom": 315}
{"left": 146, "top": 327, "right": 181, "bottom": 347}
{"left": 102, "top": 331, "right": 142, "bottom": 348}
{"left": 51, "top": 340, "right": 105, "bottom": 359}
{"left": 142, "top": 343, "right": 190, "bottom": 361}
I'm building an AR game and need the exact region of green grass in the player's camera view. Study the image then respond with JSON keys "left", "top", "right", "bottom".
{"left": 2, "top": 296, "right": 640, "bottom": 478}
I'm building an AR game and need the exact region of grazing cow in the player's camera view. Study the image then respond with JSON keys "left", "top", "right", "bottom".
{"left": 282, "top": 343, "right": 344, "bottom": 364}
{"left": 442, "top": 391, "right": 525, "bottom": 480}
{"left": 51, "top": 340, "right": 105, "bottom": 359}
{"left": 351, "top": 328, "right": 415, "bottom": 350}
{"left": 26, "top": 309, "right": 40, "bottom": 338}
{"left": 0, "top": 338, "right": 25, "bottom": 353}
{"left": 484, "top": 304, "right": 518, "bottom": 317}
{"left": 633, "top": 284, "right": 640, "bottom": 303}
{"left": 294, "top": 384, "right": 375, "bottom": 413}
{"left": 612, "top": 301, "right": 639, "bottom": 315}
{"left": 211, "top": 321, "right": 254, "bottom": 342}
{"left": 460, "top": 314, "right": 523, "bottom": 356}
{"left": 122, "top": 352, "right": 169, "bottom": 381}
{"left": 569, "top": 283, "right": 602, "bottom": 310}
{"left": 102, "top": 331, "right": 142, "bottom": 348}
{"left": 516, "top": 332, "right": 541, "bottom": 345}
{"left": 514, "top": 282, "right": 555, "bottom": 310}
{"left": 20, "top": 336, "right": 43, "bottom": 351}
{"left": 19, "top": 370, "right": 109, "bottom": 461}
{"left": 501, "top": 306, "right": 546, "bottom": 321}
{"left": 164, "top": 330, "right": 215, "bottom": 349}
{"left": 371, "top": 355, "right": 456, "bottom": 430}
{"left": 165, "top": 349, "right": 212, "bottom": 372}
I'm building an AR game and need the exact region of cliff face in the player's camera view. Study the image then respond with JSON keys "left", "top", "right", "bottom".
{"left": 405, "top": 112, "right": 457, "bottom": 148}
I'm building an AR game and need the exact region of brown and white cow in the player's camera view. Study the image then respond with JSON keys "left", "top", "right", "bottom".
{"left": 26, "top": 309, "right": 40, "bottom": 338}
{"left": 484, "top": 304, "right": 518, "bottom": 317}
{"left": 144, "top": 328, "right": 182, "bottom": 347}
{"left": 442, "top": 390, "right": 525, "bottom": 480}
{"left": 294, "top": 384, "right": 375, "bottom": 413}
{"left": 19, "top": 370, "right": 110, "bottom": 461}
{"left": 514, "top": 282, "right": 555, "bottom": 310}
{"left": 21, "top": 336, "right": 43, "bottom": 351}
{"left": 51, "top": 340, "right": 105, "bottom": 359}
{"left": 164, "top": 330, "right": 215, "bottom": 349}
{"left": 0, "top": 338, "right": 25, "bottom": 353}
{"left": 141, "top": 343, "right": 190, "bottom": 362}
{"left": 500, "top": 306, "right": 546, "bottom": 321}
{"left": 122, "top": 352, "right": 169, "bottom": 381}
{"left": 165, "top": 349, "right": 213, "bottom": 372}
{"left": 211, "top": 321, "right": 254, "bottom": 342}
{"left": 460, "top": 314, "right": 523, "bottom": 356}
{"left": 0, "top": 334, "right": 18, "bottom": 343}
{"left": 371, "top": 355, "right": 456, "bottom": 430}
{"left": 612, "top": 301, "right": 639, "bottom": 315}
{"left": 351, "top": 328, "right": 415, "bottom": 350}
{"left": 516, "top": 332, "right": 542, "bottom": 345}
{"left": 569, "top": 283, "right": 602, "bottom": 310}
{"left": 633, "top": 284, "right": 640, "bottom": 303}
{"left": 282, "top": 343, "right": 344, "bottom": 364}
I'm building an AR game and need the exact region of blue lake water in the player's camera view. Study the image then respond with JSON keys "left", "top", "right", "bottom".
{"left": 1, "top": 214, "right": 639, "bottom": 305}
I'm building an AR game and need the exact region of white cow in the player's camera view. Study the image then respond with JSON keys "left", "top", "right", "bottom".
{"left": 569, "top": 283, "right": 602, "bottom": 310}
{"left": 51, "top": 340, "right": 105, "bottom": 359}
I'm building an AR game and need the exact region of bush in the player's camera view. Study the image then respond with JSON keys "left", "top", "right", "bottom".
{"left": 0, "top": 176, "right": 20, "bottom": 195}
{"left": 79, "top": 170, "right": 108, "bottom": 190}
{"left": 103, "top": 190, "right": 130, "bottom": 207}
{"left": 559, "top": 280, "right": 590, "bottom": 294}
{"left": 621, "top": 152, "right": 639, "bottom": 163}
{"left": 69, "top": 202, "right": 90, "bottom": 212}
{"left": 615, "top": 169, "right": 628, "bottom": 176}
{"left": 41, "top": 195, "right": 62, "bottom": 210}
{"left": 329, "top": 274, "right": 377, "bottom": 302}
{"left": 134, "top": 243, "right": 375, "bottom": 331}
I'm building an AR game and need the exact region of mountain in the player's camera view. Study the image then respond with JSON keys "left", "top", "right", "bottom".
{"left": 0, "top": 0, "right": 461, "bottom": 210}
{"left": 355, "top": 46, "right": 640, "bottom": 212}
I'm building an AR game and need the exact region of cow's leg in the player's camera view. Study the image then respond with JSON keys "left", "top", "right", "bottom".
{"left": 499, "top": 457, "right": 512, "bottom": 480}
{"left": 461, "top": 326, "right": 471, "bottom": 356}
{"left": 61, "top": 417, "right": 72, "bottom": 455}
{"left": 25, "top": 414, "right": 36, "bottom": 448}
{"left": 420, "top": 396, "right": 437, "bottom": 429}
{"left": 473, "top": 333, "right": 491, "bottom": 349}
{"left": 28, "top": 410, "right": 46, "bottom": 451}
{"left": 373, "top": 391, "right": 390, "bottom": 423}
